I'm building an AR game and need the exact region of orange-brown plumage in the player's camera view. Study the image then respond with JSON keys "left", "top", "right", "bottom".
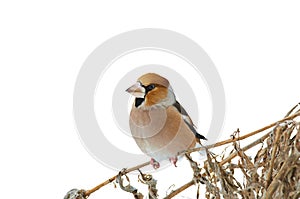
{"left": 144, "top": 86, "right": 168, "bottom": 107}
{"left": 138, "top": 73, "right": 170, "bottom": 88}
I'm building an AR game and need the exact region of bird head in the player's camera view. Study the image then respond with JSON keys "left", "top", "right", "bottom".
{"left": 126, "top": 73, "right": 176, "bottom": 109}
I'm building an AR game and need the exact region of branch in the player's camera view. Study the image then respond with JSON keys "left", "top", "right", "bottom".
{"left": 64, "top": 108, "right": 300, "bottom": 199}
{"left": 163, "top": 180, "right": 195, "bottom": 199}
{"left": 265, "top": 126, "right": 282, "bottom": 188}
{"left": 84, "top": 161, "right": 150, "bottom": 197}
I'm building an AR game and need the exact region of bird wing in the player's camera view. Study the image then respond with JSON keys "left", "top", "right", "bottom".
{"left": 172, "top": 101, "right": 207, "bottom": 140}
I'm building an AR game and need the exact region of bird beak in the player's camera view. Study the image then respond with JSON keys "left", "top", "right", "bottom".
{"left": 126, "top": 82, "right": 145, "bottom": 98}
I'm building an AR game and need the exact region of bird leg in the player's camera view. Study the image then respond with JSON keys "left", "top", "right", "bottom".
{"left": 169, "top": 157, "right": 178, "bottom": 167}
{"left": 150, "top": 158, "right": 160, "bottom": 169}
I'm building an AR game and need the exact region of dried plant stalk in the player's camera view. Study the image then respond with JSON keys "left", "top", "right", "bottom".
{"left": 64, "top": 103, "right": 300, "bottom": 199}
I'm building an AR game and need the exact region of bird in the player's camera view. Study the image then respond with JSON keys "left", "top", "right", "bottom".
{"left": 126, "top": 73, "right": 206, "bottom": 169}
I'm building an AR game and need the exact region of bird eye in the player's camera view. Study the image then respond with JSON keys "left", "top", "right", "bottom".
{"left": 147, "top": 84, "right": 155, "bottom": 91}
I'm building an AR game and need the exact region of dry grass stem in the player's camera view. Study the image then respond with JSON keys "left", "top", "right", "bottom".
{"left": 64, "top": 103, "right": 300, "bottom": 199}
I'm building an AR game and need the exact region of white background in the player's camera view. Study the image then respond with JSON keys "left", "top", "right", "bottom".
{"left": 1, "top": 1, "right": 300, "bottom": 198}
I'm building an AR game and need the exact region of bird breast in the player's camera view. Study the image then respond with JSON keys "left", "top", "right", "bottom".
{"left": 129, "top": 107, "right": 167, "bottom": 139}
{"left": 129, "top": 105, "right": 196, "bottom": 161}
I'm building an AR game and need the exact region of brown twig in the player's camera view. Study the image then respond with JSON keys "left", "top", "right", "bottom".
{"left": 220, "top": 132, "right": 270, "bottom": 166}
{"left": 265, "top": 126, "right": 282, "bottom": 188}
{"left": 71, "top": 109, "right": 300, "bottom": 199}
{"left": 186, "top": 111, "right": 300, "bottom": 155}
{"left": 84, "top": 161, "right": 150, "bottom": 197}
{"left": 285, "top": 102, "right": 300, "bottom": 118}
{"left": 163, "top": 180, "right": 195, "bottom": 199}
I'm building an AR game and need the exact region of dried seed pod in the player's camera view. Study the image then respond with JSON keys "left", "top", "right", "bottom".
{"left": 64, "top": 189, "right": 85, "bottom": 199}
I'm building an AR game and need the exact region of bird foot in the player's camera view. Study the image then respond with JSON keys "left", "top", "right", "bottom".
{"left": 169, "top": 157, "right": 178, "bottom": 167}
{"left": 150, "top": 158, "right": 160, "bottom": 169}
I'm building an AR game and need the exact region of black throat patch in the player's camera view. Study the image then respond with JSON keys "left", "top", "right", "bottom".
{"left": 135, "top": 98, "right": 144, "bottom": 107}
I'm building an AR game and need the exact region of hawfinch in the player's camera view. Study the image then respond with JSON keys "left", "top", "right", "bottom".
{"left": 126, "top": 73, "right": 206, "bottom": 169}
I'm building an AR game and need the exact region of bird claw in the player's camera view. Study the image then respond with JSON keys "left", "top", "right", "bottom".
{"left": 169, "top": 157, "right": 178, "bottom": 167}
{"left": 150, "top": 158, "right": 160, "bottom": 169}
